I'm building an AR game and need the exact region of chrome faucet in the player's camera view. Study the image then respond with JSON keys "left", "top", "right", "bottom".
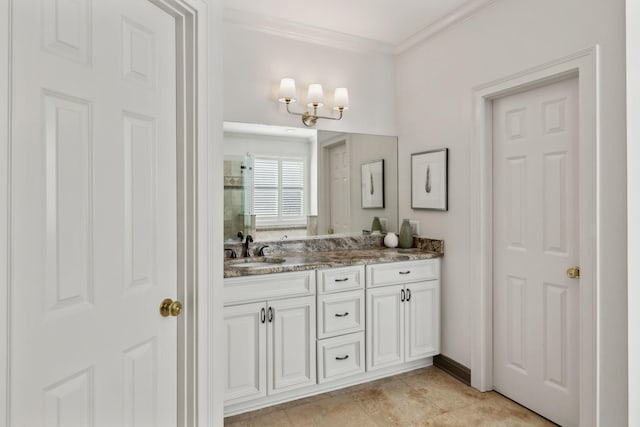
{"left": 244, "top": 235, "right": 253, "bottom": 257}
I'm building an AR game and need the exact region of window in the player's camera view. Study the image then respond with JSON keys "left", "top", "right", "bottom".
{"left": 253, "top": 157, "right": 306, "bottom": 227}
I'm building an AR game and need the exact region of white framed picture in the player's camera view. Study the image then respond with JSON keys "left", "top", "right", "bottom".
{"left": 411, "top": 148, "right": 448, "bottom": 211}
{"left": 361, "top": 159, "right": 385, "bottom": 209}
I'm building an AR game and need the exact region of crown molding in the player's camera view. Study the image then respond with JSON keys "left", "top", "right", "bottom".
{"left": 224, "top": 8, "right": 396, "bottom": 55}
{"left": 395, "top": 0, "right": 498, "bottom": 54}
{"left": 224, "top": 0, "right": 497, "bottom": 56}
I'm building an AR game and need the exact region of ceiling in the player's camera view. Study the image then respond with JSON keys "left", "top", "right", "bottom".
{"left": 223, "top": 0, "right": 490, "bottom": 50}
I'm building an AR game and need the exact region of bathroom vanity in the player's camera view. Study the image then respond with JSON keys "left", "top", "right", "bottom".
{"left": 223, "top": 236, "right": 442, "bottom": 416}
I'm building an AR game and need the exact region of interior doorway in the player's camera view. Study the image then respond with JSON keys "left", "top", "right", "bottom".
{"left": 470, "top": 48, "right": 598, "bottom": 427}
{"left": 492, "top": 77, "right": 579, "bottom": 426}
{"left": 324, "top": 138, "right": 351, "bottom": 234}
{"left": 1, "top": 0, "right": 215, "bottom": 424}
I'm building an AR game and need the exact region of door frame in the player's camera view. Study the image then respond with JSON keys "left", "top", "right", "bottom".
{"left": 469, "top": 47, "right": 599, "bottom": 427}
{"left": 0, "top": 0, "right": 222, "bottom": 425}
{"left": 1, "top": 1, "right": 10, "bottom": 424}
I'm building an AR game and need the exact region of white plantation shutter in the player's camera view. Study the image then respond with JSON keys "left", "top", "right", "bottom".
{"left": 253, "top": 159, "right": 279, "bottom": 218}
{"left": 281, "top": 160, "right": 304, "bottom": 218}
{"left": 253, "top": 157, "right": 306, "bottom": 226}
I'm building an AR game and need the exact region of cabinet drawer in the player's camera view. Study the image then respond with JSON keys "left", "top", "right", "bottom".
{"left": 317, "top": 265, "right": 364, "bottom": 294}
{"left": 366, "top": 259, "right": 439, "bottom": 288}
{"left": 317, "top": 332, "right": 365, "bottom": 384}
{"left": 224, "top": 271, "right": 315, "bottom": 305}
{"left": 317, "top": 290, "right": 364, "bottom": 339}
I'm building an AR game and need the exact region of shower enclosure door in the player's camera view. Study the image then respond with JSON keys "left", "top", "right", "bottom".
{"left": 224, "top": 154, "right": 254, "bottom": 242}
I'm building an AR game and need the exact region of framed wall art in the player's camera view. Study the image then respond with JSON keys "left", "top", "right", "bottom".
{"left": 411, "top": 148, "right": 448, "bottom": 211}
{"left": 361, "top": 159, "right": 385, "bottom": 209}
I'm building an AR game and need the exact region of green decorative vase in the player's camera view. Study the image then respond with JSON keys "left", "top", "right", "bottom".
{"left": 399, "top": 219, "right": 413, "bottom": 248}
{"left": 371, "top": 216, "right": 382, "bottom": 234}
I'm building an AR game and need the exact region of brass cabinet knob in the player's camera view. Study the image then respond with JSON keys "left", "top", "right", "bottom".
{"left": 566, "top": 266, "right": 580, "bottom": 279}
{"left": 160, "top": 298, "right": 183, "bottom": 317}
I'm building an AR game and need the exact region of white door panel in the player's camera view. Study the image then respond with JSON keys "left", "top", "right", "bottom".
{"left": 328, "top": 142, "right": 350, "bottom": 234}
{"left": 224, "top": 303, "right": 267, "bottom": 404}
{"left": 11, "top": 0, "right": 178, "bottom": 425}
{"left": 366, "top": 285, "right": 404, "bottom": 371}
{"left": 268, "top": 296, "right": 316, "bottom": 394}
{"left": 405, "top": 281, "right": 440, "bottom": 361}
{"left": 493, "top": 77, "right": 579, "bottom": 426}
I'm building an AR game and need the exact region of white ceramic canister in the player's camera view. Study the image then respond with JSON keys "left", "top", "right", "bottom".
{"left": 384, "top": 232, "right": 398, "bottom": 248}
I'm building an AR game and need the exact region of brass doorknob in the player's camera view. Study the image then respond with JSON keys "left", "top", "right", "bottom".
{"left": 566, "top": 266, "right": 580, "bottom": 279}
{"left": 160, "top": 298, "right": 183, "bottom": 317}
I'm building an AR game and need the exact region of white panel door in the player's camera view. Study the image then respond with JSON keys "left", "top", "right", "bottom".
{"left": 328, "top": 142, "right": 350, "bottom": 234}
{"left": 224, "top": 302, "right": 267, "bottom": 405}
{"left": 493, "top": 78, "right": 579, "bottom": 426}
{"left": 268, "top": 296, "right": 316, "bottom": 394}
{"left": 11, "top": 0, "right": 178, "bottom": 425}
{"left": 405, "top": 281, "right": 440, "bottom": 361}
{"left": 366, "top": 285, "right": 404, "bottom": 371}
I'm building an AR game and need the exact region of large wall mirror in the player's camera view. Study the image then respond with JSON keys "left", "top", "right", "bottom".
{"left": 224, "top": 122, "right": 398, "bottom": 242}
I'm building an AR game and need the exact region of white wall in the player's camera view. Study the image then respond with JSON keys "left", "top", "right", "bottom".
{"left": 396, "top": 0, "right": 627, "bottom": 424}
{"left": 626, "top": 0, "right": 639, "bottom": 425}
{"left": 223, "top": 24, "right": 397, "bottom": 136}
{"left": 224, "top": 133, "right": 312, "bottom": 158}
{"left": 348, "top": 134, "right": 398, "bottom": 234}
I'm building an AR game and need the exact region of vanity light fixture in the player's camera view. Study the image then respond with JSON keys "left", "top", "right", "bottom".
{"left": 278, "top": 78, "right": 349, "bottom": 127}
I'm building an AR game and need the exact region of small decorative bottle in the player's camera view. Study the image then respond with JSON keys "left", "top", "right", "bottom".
{"left": 371, "top": 216, "right": 382, "bottom": 234}
{"left": 399, "top": 219, "right": 413, "bottom": 248}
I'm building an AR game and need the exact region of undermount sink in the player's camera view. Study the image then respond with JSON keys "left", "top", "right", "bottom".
{"left": 227, "top": 257, "right": 286, "bottom": 268}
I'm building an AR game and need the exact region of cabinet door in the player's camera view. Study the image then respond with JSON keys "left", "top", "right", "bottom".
{"left": 223, "top": 302, "right": 267, "bottom": 405}
{"left": 268, "top": 295, "right": 316, "bottom": 394}
{"left": 366, "top": 284, "right": 405, "bottom": 371}
{"left": 405, "top": 281, "right": 440, "bottom": 361}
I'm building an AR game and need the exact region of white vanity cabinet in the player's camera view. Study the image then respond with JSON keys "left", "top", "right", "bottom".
{"left": 366, "top": 259, "right": 440, "bottom": 371}
{"left": 223, "top": 271, "right": 316, "bottom": 406}
{"left": 316, "top": 265, "right": 366, "bottom": 383}
{"left": 223, "top": 257, "right": 442, "bottom": 416}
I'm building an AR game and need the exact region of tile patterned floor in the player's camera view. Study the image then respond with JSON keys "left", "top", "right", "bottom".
{"left": 224, "top": 367, "right": 558, "bottom": 426}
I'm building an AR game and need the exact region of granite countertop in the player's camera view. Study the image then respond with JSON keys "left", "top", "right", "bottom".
{"left": 224, "top": 247, "right": 443, "bottom": 278}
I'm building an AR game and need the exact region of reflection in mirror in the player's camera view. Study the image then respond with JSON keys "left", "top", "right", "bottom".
{"left": 317, "top": 131, "right": 398, "bottom": 237}
{"left": 223, "top": 122, "right": 398, "bottom": 242}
